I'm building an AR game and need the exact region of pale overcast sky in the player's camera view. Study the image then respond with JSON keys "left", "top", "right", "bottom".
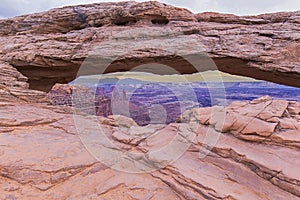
{"left": 1, "top": 0, "right": 300, "bottom": 19}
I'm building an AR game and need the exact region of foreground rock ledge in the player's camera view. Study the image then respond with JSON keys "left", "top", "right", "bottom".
{"left": 0, "top": 95, "right": 299, "bottom": 199}
{"left": 0, "top": 1, "right": 299, "bottom": 91}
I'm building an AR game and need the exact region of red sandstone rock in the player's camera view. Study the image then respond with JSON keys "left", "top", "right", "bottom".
{"left": 0, "top": 97, "right": 299, "bottom": 199}
{"left": 181, "top": 96, "right": 300, "bottom": 149}
{"left": 0, "top": 1, "right": 299, "bottom": 199}
{"left": 0, "top": 1, "right": 299, "bottom": 91}
{"left": 0, "top": 62, "right": 48, "bottom": 103}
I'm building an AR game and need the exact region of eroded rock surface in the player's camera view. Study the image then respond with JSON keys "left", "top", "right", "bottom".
{"left": 180, "top": 96, "right": 300, "bottom": 148}
{"left": 0, "top": 1, "right": 299, "bottom": 91}
{"left": 0, "top": 62, "right": 48, "bottom": 103}
{"left": 0, "top": 93, "right": 299, "bottom": 199}
{"left": 0, "top": 1, "right": 299, "bottom": 199}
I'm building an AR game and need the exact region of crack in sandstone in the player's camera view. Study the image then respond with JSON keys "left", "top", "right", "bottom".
{"left": 235, "top": 99, "right": 274, "bottom": 135}
{"left": 210, "top": 147, "right": 300, "bottom": 197}
{"left": 0, "top": 162, "right": 103, "bottom": 191}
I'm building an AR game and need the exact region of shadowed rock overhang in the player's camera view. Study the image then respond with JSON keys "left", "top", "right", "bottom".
{"left": 0, "top": 1, "right": 299, "bottom": 91}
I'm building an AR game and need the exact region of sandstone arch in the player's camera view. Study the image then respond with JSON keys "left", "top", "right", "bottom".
{"left": 0, "top": 1, "right": 299, "bottom": 91}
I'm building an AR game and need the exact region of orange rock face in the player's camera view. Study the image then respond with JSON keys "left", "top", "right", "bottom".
{"left": 0, "top": 1, "right": 299, "bottom": 200}
{"left": 0, "top": 94, "right": 299, "bottom": 199}
{"left": 0, "top": 1, "right": 299, "bottom": 91}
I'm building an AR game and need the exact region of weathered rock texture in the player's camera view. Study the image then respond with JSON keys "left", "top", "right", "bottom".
{"left": 0, "top": 94, "right": 299, "bottom": 199}
{"left": 0, "top": 1, "right": 299, "bottom": 200}
{"left": 0, "top": 62, "right": 48, "bottom": 103}
{"left": 0, "top": 1, "right": 299, "bottom": 91}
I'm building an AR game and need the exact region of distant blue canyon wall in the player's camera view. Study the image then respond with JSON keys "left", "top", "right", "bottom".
{"left": 49, "top": 80, "right": 300, "bottom": 126}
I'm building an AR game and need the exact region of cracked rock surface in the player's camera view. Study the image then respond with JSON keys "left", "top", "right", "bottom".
{"left": 0, "top": 1, "right": 299, "bottom": 199}
{"left": 0, "top": 94, "right": 299, "bottom": 199}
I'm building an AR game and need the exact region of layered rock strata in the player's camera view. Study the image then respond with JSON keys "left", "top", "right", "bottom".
{"left": 0, "top": 1, "right": 299, "bottom": 91}
{"left": 0, "top": 95, "right": 299, "bottom": 199}
{"left": 0, "top": 1, "right": 299, "bottom": 199}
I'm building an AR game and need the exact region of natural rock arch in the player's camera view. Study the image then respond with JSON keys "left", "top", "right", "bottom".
{"left": 0, "top": 1, "right": 299, "bottom": 91}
